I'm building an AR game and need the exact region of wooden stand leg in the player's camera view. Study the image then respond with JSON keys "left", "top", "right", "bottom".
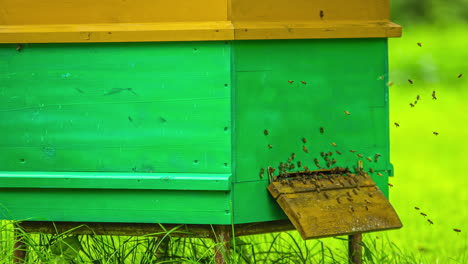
{"left": 13, "top": 232, "right": 27, "bottom": 263}
{"left": 211, "top": 225, "right": 231, "bottom": 264}
{"left": 348, "top": 233, "right": 362, "bottom": 264}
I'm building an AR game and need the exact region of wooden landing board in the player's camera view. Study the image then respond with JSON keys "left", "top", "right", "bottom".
{"left": 268, "top": 173, "right": 402, "bottom": 240}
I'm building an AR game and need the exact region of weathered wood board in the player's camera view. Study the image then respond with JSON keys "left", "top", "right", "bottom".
{"left": 268, "top": 172, "right": 402, "bottom": 239}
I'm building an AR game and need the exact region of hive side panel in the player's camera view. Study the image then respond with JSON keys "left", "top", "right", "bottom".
{"left": 0, "top": 42, "right": 232, "bottom": 174}
{"left": 232, "top": 39, "right": 391, "bottom": 224}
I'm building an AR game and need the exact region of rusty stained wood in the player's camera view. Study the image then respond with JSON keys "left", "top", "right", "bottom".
{"left": 268, "top": 173, "right": 402, "bottom": 240}
{"left": 18, "top": 220, "right": 294, "bottom": 238}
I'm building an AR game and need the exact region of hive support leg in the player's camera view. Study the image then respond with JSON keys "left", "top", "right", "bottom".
{"left": 211, "top": 225, "right": 232, "bottom": 264}
{"left": 348, "top": 233, "right": 362, "bottom": 264}
{"left": 13, "top": 228, "right": 27, "bottom": 263}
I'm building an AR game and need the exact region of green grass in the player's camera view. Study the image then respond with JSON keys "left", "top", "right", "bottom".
{"left": 1, "top": 25, "right": 467, "bottom": 263}
{"left": 385, "top": 25, "right": 468, "bottom": 264}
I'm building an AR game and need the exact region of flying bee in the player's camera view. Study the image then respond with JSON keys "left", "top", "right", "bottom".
{"left": 259, "top": 168, "right": 265, "bottom": 179}
{"left": 331, "top": 142, "right": 337, "bottom": 147}
{"left": 302, "top": 145, "right": 309, "bottom": 153}
{"left": 394, "top": 122, "right": 400, "bottom": 127}
{"left": 388, "top": 183, "right": 393, "bottom": 187}
{"left": 336, "top": 150, "right": 342, "bottom": 155}
{"left": 377, "top": 172, "right": 383, "bottom": 177}
{"left": 344, "top": 110, "right": 350, "bottom": 115}
{"left": 297, "top": 161, "right": 302, "bottom": 168}
{"left": 420, "top": 212, "right": 427, "bottom": 217}
{"left": 414, "top": 207, "right": 420, "bottom": 210}
{"left": 387, "top": 81, "right": 393, "bottom": 86}
{"left": 291, "top": 153, "right": 296, "bottom": 160}
{"left": 417, "top": 42, "right": 422, "bottom": 47}
{"left": 432, "top": 90, "right": 437, "bottom": 100}
{"left": 16, "top": 44, "right": 23, "bottom": 52}
{"left": 366, "top": 157, "right": 372, "bottom": 162}
{"left": 427, "top": 219, "right": 433, "bottom": 224}
{"left": 408, "top": 79, "right": 414, "bottom": 84}
{"left": 302, "top": 137, "right": 307, "bottom": 143}
{"left": 453, "top": 229, "right": 461, "bottom": 233}
{"left": 320, "top": 127, "right": 324, "bottom": 134}
{"left": 357, "top": 154, "right": 363, "bottom": 158}
{"left": 268, "top": 144, "right": 273, "bottom": 149}
{"left": 264, "top": 129, "right": 269, "bottom": 135}
{"left": 458, "top": 73, "right": 463, "bottom": 78}
{"left": 300, "top": 81, "right": 307, "bottom": 85}
{"left": 288, "top": 80, "right": 294, "bottom": 84}
{"left": 410, "top": 103, "right": 415, "bottom": 108}
{"left": 349, "top": 150, "right": 357, "bottom": 153}
{"left": 433, "top": 131, "right": 439, "bottom": 136}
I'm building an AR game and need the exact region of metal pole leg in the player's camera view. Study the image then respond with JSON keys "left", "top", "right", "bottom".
{"left": 212, "top": 225, "right": 231, "bottom": 264}
{"left": 348, "top": 233, "right": 362, "bottom": 264}
{"left": 13, "top": 232, "right": 27, "bottom": 263}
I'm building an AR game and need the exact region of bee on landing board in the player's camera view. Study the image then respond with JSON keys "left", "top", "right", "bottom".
{"left": 344, "top": 110, "right": 350, "bottom": 115}
{"left": 288, "top": 80, "right": 294, "bottom": 84}
{"left": 453, "top": 228, "right": 461, "bottom": 233}
{"left": 414, "top": 207, "right": 420, "bottom": 210}
{"left": 417, "top": 42, "right": 422, "bottom": 47}
{"left": 264, "top": 129, "right": 269, "bottom": 136}
{"left": 427, "top": 219, "right": 434, "bottom": 224}
{"left": 331, "top": 142, "right": 337, "bottom": 147}
{"left": 320, "top": 127, "right": 324, "bottom": 134}
{"left": 394, "top": 122, "right": 400, "bottom": 127}
{"left": 433, "top": 132, "right": 439, "bottom": 136}
{"left": 432, "top": 90, "right": 437, "bottom": 100}
{"left": 458, "top": 74, "right": 463, "bottom": 78}
{"left": 408, "top": 79, "right": 414, "bottom": 84}
{"left": 303, "top": 145, "right": 309, "bottom": 153}
{"left": 300, "top": 81, "right": 307, "bottom": 85}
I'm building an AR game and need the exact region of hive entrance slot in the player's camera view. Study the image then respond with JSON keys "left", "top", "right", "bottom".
{"left": 268, "top": 169, "right": 402, "bottom": 240}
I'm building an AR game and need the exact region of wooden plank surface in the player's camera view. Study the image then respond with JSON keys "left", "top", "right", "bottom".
{"left": 268, "top": 172, "right": 402, "bottom": 239}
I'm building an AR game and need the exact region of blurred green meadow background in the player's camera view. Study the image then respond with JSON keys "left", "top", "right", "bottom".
{"left": 1, "top": 2, "right": 468, "bottom": 263}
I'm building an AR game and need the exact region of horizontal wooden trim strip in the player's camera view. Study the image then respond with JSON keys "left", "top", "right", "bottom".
{"left": 0, "top": 20, "right": 401, "bottom": 43}
{"left": 0, "top": 171, "right": 232, "bottom": 191}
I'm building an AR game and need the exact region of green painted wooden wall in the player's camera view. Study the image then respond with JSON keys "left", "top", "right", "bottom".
{"left": 0, "top": 39, "right": 392, "bottom": 224}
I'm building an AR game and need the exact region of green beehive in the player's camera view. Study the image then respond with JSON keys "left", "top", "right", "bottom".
{"left": 0, "top": 0, "right": 402, "bottom": 233}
